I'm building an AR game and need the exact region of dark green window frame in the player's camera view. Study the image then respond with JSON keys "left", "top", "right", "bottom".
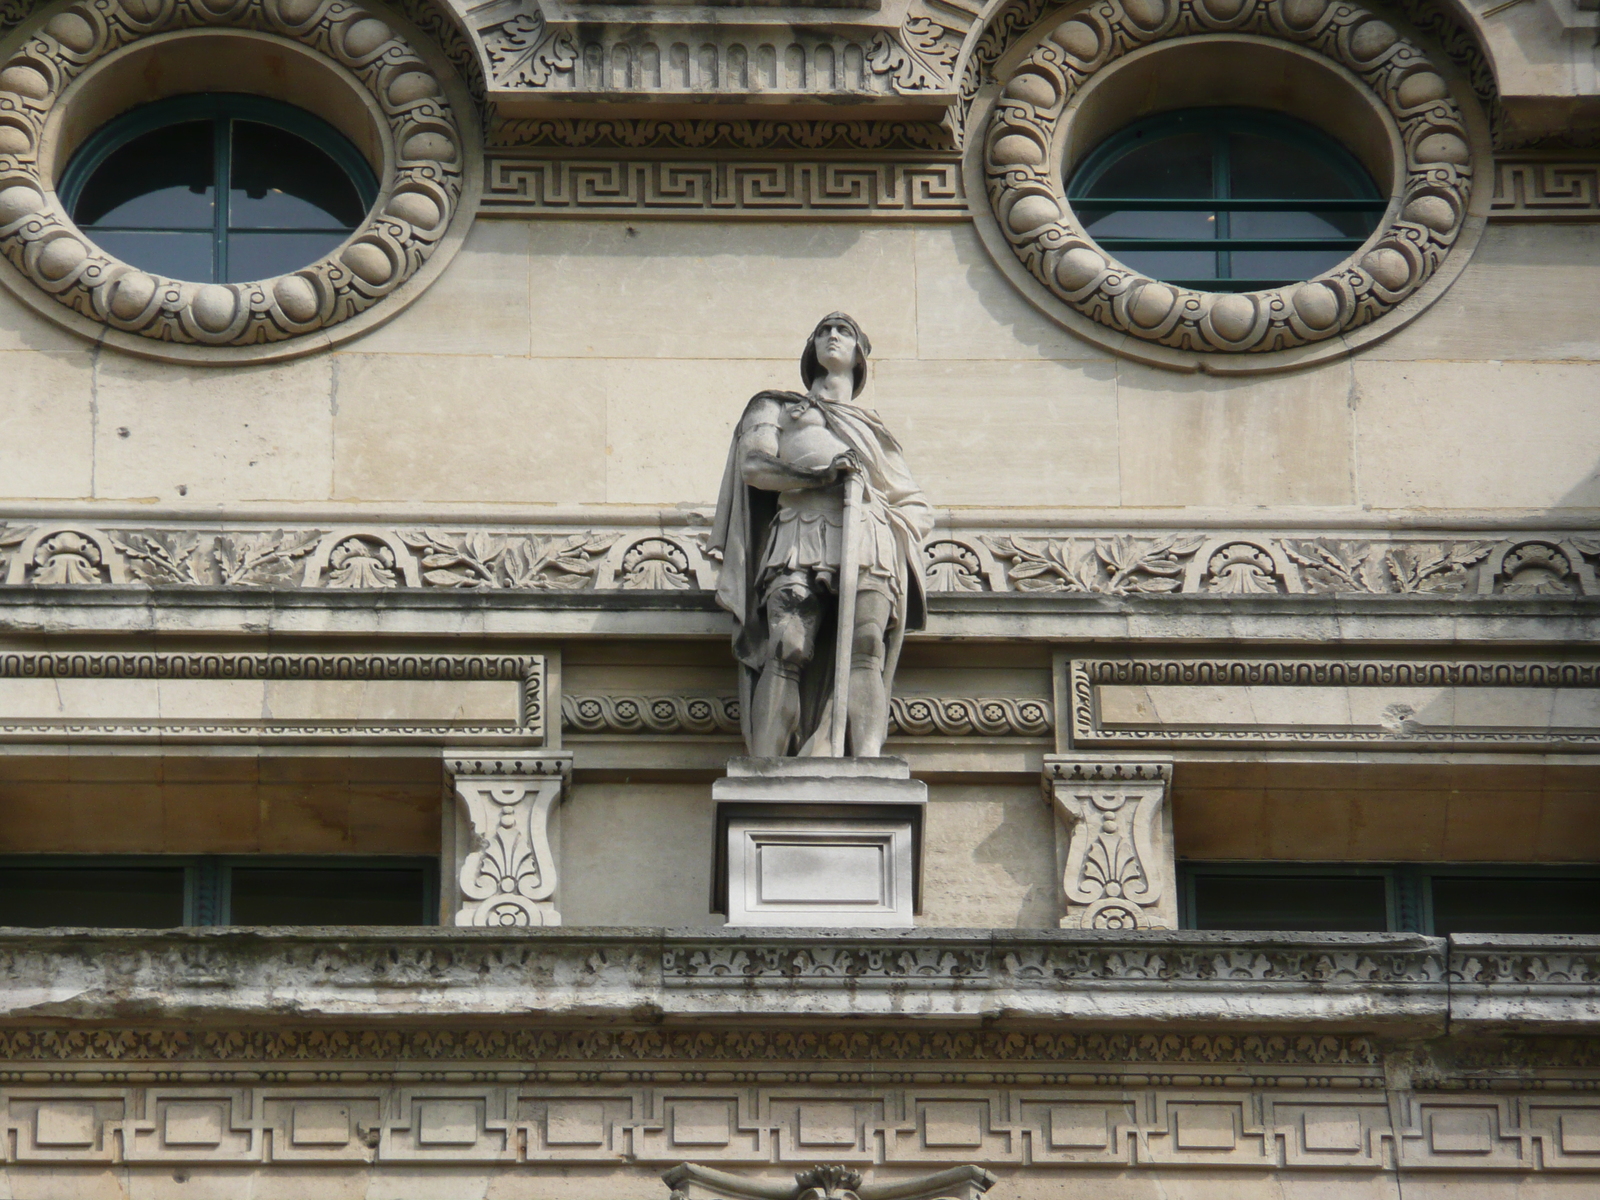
{"left": 0, "top": 855, "right": 438, "bottom": 927}
{"left": 1180, "top": 861, "right": 1600, "bottom": 935}
{"left": 1067, "top": 107, "right": 1387, "bottom": 293}
{"left": 59, "top": 93, "right": 378, "bottom": 284}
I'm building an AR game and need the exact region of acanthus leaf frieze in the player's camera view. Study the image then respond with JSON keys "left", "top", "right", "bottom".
{"left": 0, "top": 519, "right": 1594, "bottom": 598}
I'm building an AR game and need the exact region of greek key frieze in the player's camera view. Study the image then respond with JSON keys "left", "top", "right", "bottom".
{"left": 1490, "top": 158, "right": 1600, "bottom": 219}
{"left": 483, "top": 158, "right": 967, "bottom": 218}
{"left": 3, "top": 1082, "right": 1598, "bottom": 1171}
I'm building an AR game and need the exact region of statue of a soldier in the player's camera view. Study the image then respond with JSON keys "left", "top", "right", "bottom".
{"left": 710, "top": 314, "right": 933, "bottom": 758}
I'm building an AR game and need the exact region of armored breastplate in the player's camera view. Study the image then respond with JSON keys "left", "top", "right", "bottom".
{"left": 777, "top": 398, "right": 849, "bottom": 472}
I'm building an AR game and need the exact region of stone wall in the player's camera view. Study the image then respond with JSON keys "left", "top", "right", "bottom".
{"left": 3, "top": 220, "right": 1596, "bottom": 516}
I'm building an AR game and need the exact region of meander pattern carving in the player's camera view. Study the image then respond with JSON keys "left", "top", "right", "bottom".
{"left": 982, "top": 0, "right": 1474, "bottom": 354}
{"left": 0, "top": 522, "right": 1592, "bottom": 595}
{"left": 1491, "top": 159, "right": 1600, "bottom": 218}
{"left": 484, "top": 158, "right": 965, "bottom": 218}
{"left": 2, "top": 1082, "right": 1597, "bottom": 1169}
{"left": 0, "top": 0, "right": 463, "bottom": 348}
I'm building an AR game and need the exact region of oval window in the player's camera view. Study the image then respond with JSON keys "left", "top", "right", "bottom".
{"left": 1067, "top": 108, "right": 1386, "bottom": 293}
{"left": 60, "top": 94, "right": 378, "bottom": 285}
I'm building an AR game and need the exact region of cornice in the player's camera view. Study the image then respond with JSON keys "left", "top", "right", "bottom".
{"left": 3, "top": 927, "right": 1593, "bottom": 1035}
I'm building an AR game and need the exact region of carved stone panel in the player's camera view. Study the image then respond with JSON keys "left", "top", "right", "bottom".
{"left": 1067, "top": 659, "right": 1600, "bottom": 748}
{"left": 1042, "top": 758, "right": 1176, "bottom": 931}
{"left": 446, "top": 752, "right": 572, "bottom": 927}
{"left": 0, "top": 652, "right": 543, "bottom": 744}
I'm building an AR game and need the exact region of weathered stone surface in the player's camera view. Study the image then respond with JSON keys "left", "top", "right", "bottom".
{"left": 0, "top": 927, "right": 1468, "bottom": 1031}
{"left": 1448, "top": 933, "right": 1600, "bottom": 1033}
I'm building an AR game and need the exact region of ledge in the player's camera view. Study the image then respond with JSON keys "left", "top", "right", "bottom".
{"left": 3, "top": 927, "right": 1588, "bottom": 1036}
{"left": 0, "top": 587, "right": 1596, "bottom": 644}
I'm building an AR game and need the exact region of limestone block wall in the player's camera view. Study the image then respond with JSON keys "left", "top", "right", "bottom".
{"left": 2, "top": 218, "right": 1596, "bottom": 518}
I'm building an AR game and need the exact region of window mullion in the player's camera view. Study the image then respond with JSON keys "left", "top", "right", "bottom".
{"left": 213, "top": 112, "right": 230, "bottom": 285}
{"left": 1214, "top": 126, "right": 1231, "bottom": 284}
{"left": 191, "top": 857, "right": 224, "bottom": 926}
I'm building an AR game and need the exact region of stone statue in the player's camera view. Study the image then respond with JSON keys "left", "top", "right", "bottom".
{"left": 710, "top": 313, "right": 934, "bottom": 757}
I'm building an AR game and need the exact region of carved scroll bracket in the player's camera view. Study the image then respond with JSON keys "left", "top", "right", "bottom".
{"left": 1042, "top": 757, "right": 1175, "bottom": 931}
{"left": 446, "top": 751, "right": 573, "bottom": 927}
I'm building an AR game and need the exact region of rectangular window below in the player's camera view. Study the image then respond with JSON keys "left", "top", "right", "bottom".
{"left": 0, "top": 856, "right": 437, "bottom": 928}
{"left": 1183, "top": 863, "right": 1600, "bottom": 935}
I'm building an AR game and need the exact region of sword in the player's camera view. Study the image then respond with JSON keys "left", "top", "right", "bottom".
{"left": 830, "top": 465, "right": 863, "bottom": 758}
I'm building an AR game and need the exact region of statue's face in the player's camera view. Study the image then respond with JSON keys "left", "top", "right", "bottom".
{"left": 813, "top": 319, "right": 857, "bottom": 376}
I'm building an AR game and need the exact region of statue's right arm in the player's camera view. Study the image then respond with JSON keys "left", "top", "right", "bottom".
{"left": 738, "top": 398, "right": 836, "bottom": 492}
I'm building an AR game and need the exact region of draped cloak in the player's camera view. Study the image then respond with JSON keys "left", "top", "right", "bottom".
{"left": 709, "top": 389, "right": 933, "bottom": 755}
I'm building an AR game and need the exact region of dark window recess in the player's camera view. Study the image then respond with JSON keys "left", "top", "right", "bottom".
{"left": 1189, "top": 872, "right": 1390, "bottom": 933}
{"left": 1067, "top": 107, "right": 1385, "bottom": 292}
{"left": 60, "top": 93, "right": 376, "bottom": 284}
{"left": 0, "top": 866, "right": 186, "bottom": 928}
{"left": 1184, "top": 863, "right": 1600, "bottom": 935}
{"left": 0, "top": 856, "right": 435, "bottom": 927}
{"left": 1430, "top": 877, "right": 1600, "bottom": 936}
{"left": 228, "top": 866, "right": 430, "bottom": 926}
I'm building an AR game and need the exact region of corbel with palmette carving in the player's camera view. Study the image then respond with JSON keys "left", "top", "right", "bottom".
{"left": 1041, "top": 757, "right": 1177, "bottom": 930}
{"left": 445, "top": 751, "right": 572, "bottom": 926}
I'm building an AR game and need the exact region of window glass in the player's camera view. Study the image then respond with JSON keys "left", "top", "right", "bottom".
{"left": 63, "top": 95, "right": 375, "bottom": 284}
{"left": 1430, "top": 877, "right": 1600, "bottom": 936}
{"left": 73, "top": 120, "right": 215, "bottom": 229}
{"left": 1068, "top": 108, "right": 1384, "bottom": 291}
{"left": 227, "top": 866, "right": 429, "bottom": 926}
{"left": 0, "top": 866, "right": 185, "bottom": 928}
{"left": 229, "top": 121, "right": 366, "bottom": 230}
{"left": 1189, "top": 872, "right": 1389, "bottom": 932}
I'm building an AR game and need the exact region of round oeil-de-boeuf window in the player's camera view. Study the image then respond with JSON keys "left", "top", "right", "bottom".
{"left": 60, "top": 93, "right": 377, "bottom": 286}
{"left": 1068, "top": 107, "right": 1386, "bottom": 293}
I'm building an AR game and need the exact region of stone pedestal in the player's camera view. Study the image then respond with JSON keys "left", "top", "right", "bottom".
{"left": 1041, "top": 757, "right": 1176, "bottom": 931}
{"left": 713, "top": 757, "right": 927, "bottom": 928}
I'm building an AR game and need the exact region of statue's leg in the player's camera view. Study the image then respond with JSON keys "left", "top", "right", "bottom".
{"left": 750, "top": 576, "right": 819, "bottom": 757}
{"left": 847, "top": 587, "right": 893, "bottom": 757}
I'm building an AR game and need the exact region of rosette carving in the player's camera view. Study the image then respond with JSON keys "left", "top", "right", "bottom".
{"left": 0, "top": 0, "right": 463, "bottom": 352}
{"left": 983, "top": 0, "right": 1473, "bottom": 354}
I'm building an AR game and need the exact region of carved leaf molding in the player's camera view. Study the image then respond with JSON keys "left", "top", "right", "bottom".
{"left": 0, "top": 523, "right": 1591, "bottom": 596}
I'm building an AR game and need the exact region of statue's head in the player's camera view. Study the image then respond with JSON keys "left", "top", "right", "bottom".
{"left": 800, "top": 312, "right": 871, "bottom": 398}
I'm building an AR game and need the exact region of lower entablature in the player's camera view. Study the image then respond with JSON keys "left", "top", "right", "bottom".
{"left": 0, "top": 1074, "right": 1598, "bottom": 1171}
